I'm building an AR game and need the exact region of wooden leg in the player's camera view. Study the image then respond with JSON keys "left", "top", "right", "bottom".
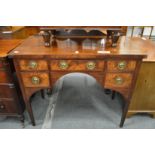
{"left": 120, "top": 101, "right": 130, "bottom": 127}
{"left": 47, "top": 88, "right": 52, "bottom": 96}
{"left": 41, "top": 90, "right": 45, "bottom": 99}
{"left": 25, "top": 98, "right": 35, "bottom": 126}
{"left": 111, "top": 91, "right": 116, "bottom": 100}
{"left": 151, "top": 113, "right": 155, "bottom": 118}
{"left": 104, "top": 89, "right": 111, "bottom": 95}
{"left": 20, "top": 115, "right": 25, "bottom": 128}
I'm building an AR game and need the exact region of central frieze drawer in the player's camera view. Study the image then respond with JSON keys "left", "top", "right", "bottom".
{"left": 18, "top": 60, "right": 48, "bottom": 71}
{"left": 50, "top": 60, "right": 104, "bottom": 71}
{"left": 21, "top": 72, "right": 50, "bottom": 87}
{"left": 107, "top": 60, "right": 136, "bottom": 72}
{"left": 105, "top": 73, "right": 133, "bottom": 88}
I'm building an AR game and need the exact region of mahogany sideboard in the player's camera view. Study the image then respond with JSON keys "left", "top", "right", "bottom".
{"left": 0, "top": 39, "right": 24, "bottom": 123}
{"left": 9, "top": 35, "right": 147, "bottom": 127}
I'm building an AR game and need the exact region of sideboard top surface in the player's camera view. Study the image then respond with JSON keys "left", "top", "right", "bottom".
{"left": 9, "top": 36, "right": 155, "bottom": 61}
{"left": 0, "top": 39, "right": 22, "bottom": 58}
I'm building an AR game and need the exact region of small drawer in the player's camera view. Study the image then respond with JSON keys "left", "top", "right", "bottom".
{"left": 21, "top": 72, "right": 50, "bottom": 87}
{"left": 50, "top": 60, "right": 104, "bottom": 71}
{"left": 0, "top": 99, "right": 18, "bottom": 114}
{"left": 0, "top": 71, "right": 13, "bottom": 83}
{"left": 0, "top": 60, "right": 9, "bottom": 70}
{"left": 18, "top": 60, "right": 48, "bottom": 71}
{"left": 0, "top": 60, "right": 4, "bottom": 69}
{"left": 0, "top": 84, "right": 16, "bottom": 98}
{"left": 105, "top": 73, "right": 133, "bottom": 88}
{"left": 107, "top": 60, "right": 136, "bottom": 72}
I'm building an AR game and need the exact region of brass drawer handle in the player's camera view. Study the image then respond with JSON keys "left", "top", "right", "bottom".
{"left": 0, "top": 104, "right": 5, "bottom": 110}
{"left": 115, "top": 76, "right": 124, "bottom": 85}
{"left": 59, "top": 61, "right": 68, "bottom": 70}
{"left": 31, "top": 76, "right": 40, "bottom": 85}
{"left": 86, "top": 61, "right": 96, "bottom": 70}
{"left": 29, "top": 61, "right": 38, "bottom": 69}
{"left": 118, "top": 61, "right": 127, "bottom": 70}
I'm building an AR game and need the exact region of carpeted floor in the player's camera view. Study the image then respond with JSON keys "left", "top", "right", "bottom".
{"left": 0, "top": 73, "right": 155, "bottom": 129}
{"left": 42, "top": 73, "right": 155, "bottom": 129}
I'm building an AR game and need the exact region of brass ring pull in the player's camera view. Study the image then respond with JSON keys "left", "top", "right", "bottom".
{"left": 29, "top": 61, "right": 38, "bottom": 69}
{"left": 59, "top": 61, "right": 68, "bottom": 70}
{"left": 31, "top": 76, "right": 40, "bottom": 85}
{"left": 86, "top": 61, "right": 96, "bottom": 70}
{"left": 115, "top": 76, "right": 124, "bottom": 85}
{"left": 118, "top": 61, "right": 127, "bottom": 70}
{"left": 0, "top": 104, "right": 5, "bottom": 109}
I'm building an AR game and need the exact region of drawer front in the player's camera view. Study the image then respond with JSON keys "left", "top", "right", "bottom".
{"left": 0, "top": 84, "right": 16, "bottom": 98}
{"left": 50, "top": 60, "right": 104, "bottom": 71}
{"left": 21, "top": 72, "right": 50, "bottom": 87}
{"left": 18, "top": 60, "right": 48, "bottom": 71}
{"left": 0, "top": 99, "right": 18, "bottom": 114}
{"left": 0, "top": 60, "right": 4, "bottom": 70}
{"left": 0, "top": 60, "right": 9, "bottom": 70}
{"left": 105, "top": 73, "right": 133, "bottom": 88}
{"left": 0, "top": 71, "right": 12, "bottom": 83}
{"left": 107, "top": 60, "right": 136, "bottom": 72}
